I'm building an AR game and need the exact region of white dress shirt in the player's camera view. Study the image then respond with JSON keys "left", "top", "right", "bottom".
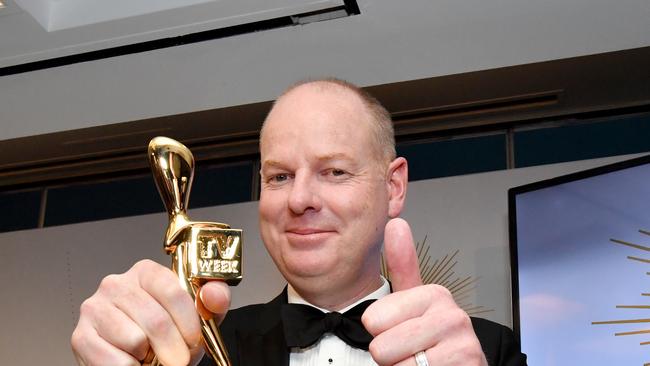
{"left": 287, "top": 277, "right": 390, "bottom": 366}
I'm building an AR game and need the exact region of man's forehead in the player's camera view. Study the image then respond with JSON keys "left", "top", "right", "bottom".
{"left": 261, "top": 152, "right": 355, "bottom": 168}
{"left": 259, "top": 81, "right": 387, "bottom": 168}
{"left": 261, "top": 85, "right": 370, "bottom": 139}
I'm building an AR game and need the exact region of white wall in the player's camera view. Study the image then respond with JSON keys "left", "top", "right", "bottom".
{"left": 1, "top": 0, "right": 649, "bottom": 140}
{"left": 0, "top": 200, "right": 286, "bottom": 366}
{"left": 0, "top": 153, "right": 643, "bottom": 365}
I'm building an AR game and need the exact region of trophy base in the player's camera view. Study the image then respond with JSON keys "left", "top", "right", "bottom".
{"left": 173, "top": 224, "right": 243, "bottom": 285}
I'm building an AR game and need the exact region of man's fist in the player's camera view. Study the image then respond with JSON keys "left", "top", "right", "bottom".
{"left": 362, "top": 218, "right": 488, "bottom": 366}
{"left": 71, "top": 259, "right": 230, "bottom": 366}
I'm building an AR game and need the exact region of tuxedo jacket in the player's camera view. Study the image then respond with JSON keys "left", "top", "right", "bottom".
{"left": 199, "top": 289, "right": 527, "bottom": 366}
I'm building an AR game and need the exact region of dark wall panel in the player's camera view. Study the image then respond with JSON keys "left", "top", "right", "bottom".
{"left": 397, "top": 134, "right": 507, "bottom": 181}
{"left": 0, "top": 190, "right": 42, "bottom": 233}
{"left": 515, "top": 114, "right": 650, "bottom": 168}
{"left": 190, "top": 162, "right": 254, "bottom": 208}
{"left": 45, "top": 176, "right": 163, "bottom": 226}
{"left": 44, "top": 162, "right": 255, "bottom": 227}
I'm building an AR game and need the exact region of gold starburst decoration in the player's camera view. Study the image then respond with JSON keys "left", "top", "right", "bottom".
{"left": 381, "top": 236, "right": 493, "bottom": 316}
{"left": 592, "top": 229, "right": 650, "bottom": 366}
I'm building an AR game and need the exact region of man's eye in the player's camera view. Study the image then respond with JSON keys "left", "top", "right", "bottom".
{"left": 325, "top": 169, "right": 349, "bottom": 178}
{"left": 271, "top": 174, "right": 288, "bottom": 182}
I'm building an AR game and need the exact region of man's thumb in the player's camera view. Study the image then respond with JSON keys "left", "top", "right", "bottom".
{"left": 198, "top": 281, "right": 231, "bottom": 323}
{"left": 384, "top": 218, "right": 423, "bottom": 292}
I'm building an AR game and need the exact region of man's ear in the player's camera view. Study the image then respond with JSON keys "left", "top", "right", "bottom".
{"left": 386, "top": 157, "right": 408, "bottom": 218}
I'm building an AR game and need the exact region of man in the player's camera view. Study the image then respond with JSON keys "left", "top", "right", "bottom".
{"left": 71, "top": 79, "right": 526, "bottom": 366}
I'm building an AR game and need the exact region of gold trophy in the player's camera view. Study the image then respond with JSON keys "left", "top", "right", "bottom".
{"left": 147, "top": 136, "right": 242, "bottom": 366}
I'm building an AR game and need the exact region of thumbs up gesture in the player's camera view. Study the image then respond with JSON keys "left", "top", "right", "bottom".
{"left": 361, "top": 218, "right": 488, "bottom": 366}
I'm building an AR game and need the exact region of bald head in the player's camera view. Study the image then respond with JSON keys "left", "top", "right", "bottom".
{"left": 260, "top": 78, "right": 396, "bottom": 167}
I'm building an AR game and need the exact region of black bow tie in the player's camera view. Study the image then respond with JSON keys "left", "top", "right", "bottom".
{"left": 281, "top": 299, "right": 375, "bottom": 350}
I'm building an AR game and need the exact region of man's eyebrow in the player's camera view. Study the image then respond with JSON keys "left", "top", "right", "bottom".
{"left": 316, "top": 153, "right": 354, "bottom": 162}
{"left": 261, "top": 160, "right": 285, "bottom": 170}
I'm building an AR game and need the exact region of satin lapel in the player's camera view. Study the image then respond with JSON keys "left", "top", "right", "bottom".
{"left": 237, "top": 322, "right": 289, "bottom": 366}
{"left": 236, "top": 289, "right": 289, "bottom": 366}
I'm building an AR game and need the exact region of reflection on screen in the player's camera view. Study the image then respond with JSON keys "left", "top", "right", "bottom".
{"left": 514, "top": 159, "right": 650, "bottom": 365}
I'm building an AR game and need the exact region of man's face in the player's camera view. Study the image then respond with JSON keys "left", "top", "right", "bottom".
{"left": 259, "top": 85, "right": 395, "bottom": 299}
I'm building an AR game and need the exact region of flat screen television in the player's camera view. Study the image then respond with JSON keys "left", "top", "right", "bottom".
{"left": 509, "top": 154, "right": 650, "bottom": 365}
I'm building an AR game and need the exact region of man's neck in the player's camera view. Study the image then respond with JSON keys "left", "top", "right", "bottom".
{"left": 288, "top": 275, "right": 385, "bottom": 312}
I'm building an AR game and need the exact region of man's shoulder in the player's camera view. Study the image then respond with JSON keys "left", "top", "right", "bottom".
{"left": 228, "top": 302, "right": 272, "bottom": 316}
{"left": 469, "top": 317, "right": 527, "bottom": 366}
{"left": 470, "top": 316, "right": 511, "bottom": 334}
{"left": 469, "top": 316, "right": 512, "bottom": 350}
{"left": 221, "top": 291, "right": 286, "bottom": 333}
{"left": 222, "top": 303, "right": 271, "bottom": 327}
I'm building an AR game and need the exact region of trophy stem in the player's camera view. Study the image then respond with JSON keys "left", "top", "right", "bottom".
{"left": 174, "top": 243, "right": 232, "bottom": 366}
{"left": 199, "top": 318, "right": 231, "bottom": 366}
{"left": 146, "top": 244, "right": 232, "bottom": 366}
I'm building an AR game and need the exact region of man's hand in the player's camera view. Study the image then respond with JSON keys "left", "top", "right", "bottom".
{"left": 71, "top": 259, "right": 231, "bottom": 366}
{"left": 362, "top": 218, "right": 488, "bottom": 366}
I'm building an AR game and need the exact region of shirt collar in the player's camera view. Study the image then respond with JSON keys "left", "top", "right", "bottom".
{"left": 287, "top": 276, "right": 390, "bottom": 313}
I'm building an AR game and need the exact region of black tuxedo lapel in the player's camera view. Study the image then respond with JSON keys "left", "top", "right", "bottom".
{"left": 237, "top": 319, "right": 288, "bottom": 366}
{"left": 222, "top": 289, "right": 290, "bottom": 366}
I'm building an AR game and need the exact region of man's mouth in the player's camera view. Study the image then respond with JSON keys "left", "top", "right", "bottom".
{"left": 285, "top": 228, "right": 337, "bottom": 244}
{"left": 286, "top": 228, "right": 333, "bottom": 235}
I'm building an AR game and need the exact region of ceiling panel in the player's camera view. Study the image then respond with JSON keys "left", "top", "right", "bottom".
{"left": 0, "top": 0, "right": 344, "bottom": 68}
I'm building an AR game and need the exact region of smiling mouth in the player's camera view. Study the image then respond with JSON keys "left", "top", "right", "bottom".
{"left": 286, "top": 228, "right": 334, "bottom": 235}
{"left": 285, "top": 229, "right": 336, "bottom": 244}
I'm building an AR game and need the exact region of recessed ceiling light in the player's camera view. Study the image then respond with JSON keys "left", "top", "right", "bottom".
{"left": 0, "top": 1, "right": 5, "bottom": 9}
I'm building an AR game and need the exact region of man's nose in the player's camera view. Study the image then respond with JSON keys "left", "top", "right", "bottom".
{"left": 287, "top": 174, "right": 322, "bottom": 214}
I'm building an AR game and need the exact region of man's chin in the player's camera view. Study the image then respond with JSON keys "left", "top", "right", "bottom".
{"left": 283, "top": 257, "right": 336, "bottom": 280}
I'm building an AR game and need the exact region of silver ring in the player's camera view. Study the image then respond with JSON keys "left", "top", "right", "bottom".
{"left": 414, "top": 350, "right": 429, "bottom": 366}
